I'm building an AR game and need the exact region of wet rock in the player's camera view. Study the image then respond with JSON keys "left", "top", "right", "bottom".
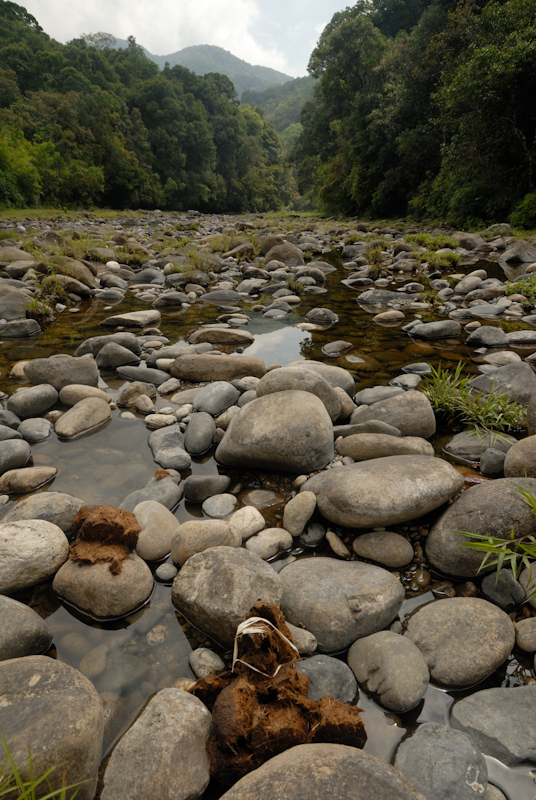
{"left": 7, "top": 384, "right": 58, "bottom": 419}
{"left": 426, "top": 478, "right": 536, "bottom": 577}
{"left": 134, "top": 500, "right": 179, "bottom": 561}
{"left": 202, "top": 493, "right": 238, "bottom": 518}
{"left": 0, "top": 466, "right": 57, "bottom": 494}
{"left": 149, "top": 425, "right": 191, "bottom": 470}
{"left": 183, "top": 474, "right": 232, "bottom": 503}
{"left": 184, "top": 412, "right": 217, "bottom": 455}
{"left": 74, "top": 332, "right": 142, "bottom": 358}
{"left": 256, "top": 367, "right": 341, "bottom": 421}
{"left": 193, "top": 381, "right": 240, "bottom": 416}
{"left": 305, "top": 307, "right": 339, "bottom": 326}
{"left": 116, "top": 365, "right": 170, "bottom": 386}
{"left": 95, "top": 342, "right": 140, "bottom": 369}
{"left": 405, "top": 597, "right": 515, "bottom": 687}
{"left": 394, "top": 723, "right": 488, "bottom": 800}
{"left": 189, "top": 647, "right": 226, "bottom": 679}
{"left": 155, "top": 562, "right": 178, "bottom": 581}
{"left": 0, "top": 519, "right": 69, "bottom": 593}
{"left": 0, "top": 439, "right": 31, "bottom": 475}
{"left": 337, "top": 433, "right": 433, "bottom": 461}
{"left": 171, "top": 547, "right": 282, "bottom": 647}
{"left": 504, "top": 434, "right": 536, "bottom": 477}
{"left": 0, "top": 410, "right": 22, "bottom": 429}
{"left": 0, "top": 424, "right": 22, "bottom": 441}
{"left": 0, "top": 656, "right": 103, "bottom": 800}
{"left": 302, "top": 456, "right": 463, "bottom": 528}
{"left": 171, "top": 520, "right": 240, "bottom": 567}
{"left": 189, "top": 328, "right": 254, "bottom": 346}
{"left": 352, "top": 531, "right": 414, "bottom": 568}
{"left": 55, "top": 397, "right": 111, "bottom": 439}
{"left": 1, "top": 491, "right": 86, "bottom": 534}
{"left": 351, "top": 390, "right": 436, "bottom": 438}
{"left": 0, "top": 595, "right": 53, "bottom": 660}
{"left": 348, "top": 631, "right": 429, "bottom": 712}
{"left": 246, "top": 528, "right": 293, "bottom": 560}
{"left": 171, "top": 354, "right": 267, "bottom": 382}
{"left": 2, "top": 318, "right": 41, "bottom": 337}
{"left": 481, "top": 570, "right": 524, "bottom": 611}
{"left": 228, "top": 506, "right": 266, "bottom": 542}
{"left": 18, "top": 417, "right": 54, "bottom": 443}
{"left": 451, "top": 685, "right": 536, "bottom": 766}
{"left": 116, "top": 380, "right": 157, "bottom": 407}
{"left": 216, "top": 391, "right": 334, "bottom": 473}
{"left": 101, "top": 309, "right": 161, "bottom": 328}
{"left": 58, "top": 384, "right": 111, "bottom": 406}
{"left": 410, "top": 320, "right": 462, "bottom": 339}
{"left": 280, "top": 557, "right": 404, "bottom": 653}
{"left": 283, "top": 492, "right": 317, "bottom": 536}
{"left": 24, "top": 355, "right": 98, "bottom": 390}
{"left": 469, "top": 362, "right": 536, "bottom": 405}
{"left": 465, "top": 326, "right": 509, "bottom": 347}
{"left": 0, "top": 284, "right": 32, "bottom": 319}
{"left": 296, "top": 654, "right": 357, "bottom": 703}
{"left": 100, "top": 688, "right": 211, "bottom": 800}
{"left": 355, "top": 386, "right": 405, "bottom": 405}
{"left": 120, "top": 475, "right": 183, "bottom": 512}
{"left": 218, "top": 744, "right": 425, "bottom": 800}
{"left": 500, "top": 239, "right": 536, "bottom": 263}
{"left": 53, "top": 553, "right": 153, "bottom": 618}
{"left": 264, "top": 243, "right": 305, "bottom": 266}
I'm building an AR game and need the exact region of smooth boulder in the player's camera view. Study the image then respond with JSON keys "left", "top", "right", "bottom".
{"left": 55, "top": 397, "right": 111, "bottom": 439}
{"left": 0, "top": 519, "right": 69, "bottom": 594}
{"left": 0, "top": 596, "right": 53, "bottom": 661}
{"left": 216, "top": 391, "right": 334, "bottom": 473}
{"left": 350, "top": 391, "right": 436, "bottom": 438}
{"left": 302, "top": 456, "right": 464, "bottom": 528}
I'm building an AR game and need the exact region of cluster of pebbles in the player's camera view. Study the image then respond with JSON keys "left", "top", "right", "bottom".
{"left": 2, "top": 211, "right": 536, "bottom": 800}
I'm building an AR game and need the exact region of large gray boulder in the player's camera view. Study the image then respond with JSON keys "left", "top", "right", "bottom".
{"left": 350, "top": 391, "right": 436, "bottom": 438}
{"left": 171, "top": 547, "right": 282, "bottom": 647}
{"left": 216, "top": 391, "right": 334, "bottom": 473}
{"left": 0, "top": 284, "right": 32, "bottom": 320}
{"left": 264, "top": 243, "right": 304, "bottom": 266}
{"left": 280, "top": 557, "right": 404, "bottom": 653}
{"left": 0, "top": 656, "right": 103, "bottom": 800}
{"left": 256, "top": 367, "right": 342, "bottom": 421}
{"left": 24, "top": 355, "right": 99, "bottom": 390}
{"left": 337, "top": 433, "right": 433, "bottom": 461}
{"left": 285, "top": 360, "right": 355, "bottom": 396}
{"left": 120, "top": 475, "right": 183, "bottom": 512}
{"left": 394, "top": 723, "right": 488, "bottom": 800}
{"left": 0, "top": 596, "right": 52, "bottom": 661}
{"left": 426, "top": 478, "right": 536, "bottom": 577}
{"left": 410, "top": 321, "right": 462, "bottom": 339}
{"left": 469, "top": 362, "right": 536, "bottom": 405}
{"left": 348, "top": 631, "right": 429, "bottom": 712}
{"left": 149, "top": 425, "right": 192, "bottom": 470}
{"left": 219, "top": 744, "right": 426, "bottom": 800}
{"left": 405, "top": 597, "right": 515, "bottom": 687}
{"left": 171, "top": 519, "right": 240, "bottom": 566}
{"left": 1, "top": 491, "right": 86, "bottom": 534}
{"left": 0, "top": 519, "right": 69, "bottom": 594}
{"left": 450, "top": 685, "right": 536, "bottom": 766}
{"left": 101, "top": 689, "right": 211, "bottom": 800}
{"left": 170, "top": 354, "right": 267, "bottom": 382}
{"left": 74, "top": 332, "right": 142, "bottom": 357}
{"left": 0, "top": 439, "right": 31, "bottom": 475}
{"left": 301, "top": 456, "right": 463, "bottom": 528}
{"left": 55, "top": 397, "right": 111, "bottom": 439}
{"left": 193, "top": 381, "right": 240, "bottom": 416}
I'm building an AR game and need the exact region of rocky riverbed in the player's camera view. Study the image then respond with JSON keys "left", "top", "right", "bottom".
{"left": 1, "top": 210, "right": 536, "bottom": 799}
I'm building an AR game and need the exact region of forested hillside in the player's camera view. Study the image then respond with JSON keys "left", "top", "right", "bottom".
{"left": 0, "top": 1, "right": 293, "bottom": 211}
{"left": 242, "top": 77, "right": 315, "bottom": 150}
{"left": 293, "top": 0, "right": 536, "bottom": 227}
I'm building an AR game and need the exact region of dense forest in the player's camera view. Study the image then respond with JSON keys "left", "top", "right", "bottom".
{"left": 0, "top": 1, "right": 293, "bottom": 211}
{"left": 293, "top": 0, "right": 536, "bottom": 227}
{"left": 242, "top": 77, "right": 315, "bottom": 150}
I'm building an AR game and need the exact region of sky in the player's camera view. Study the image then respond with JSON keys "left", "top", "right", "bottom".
{"left": 20, "top": 0, "right": 348, "bottom": 77}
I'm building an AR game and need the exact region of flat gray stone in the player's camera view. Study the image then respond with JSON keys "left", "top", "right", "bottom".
{"left": 116, "top": 365, "right": 170, "bottom": 386}
{"left": 0, "top": 439, "right": 31, "bottom": 475}
{"left": 218, "top": 744, "right": 426, "bottom": 800}
{"left": 285, "top": 360, "right": 355, "bottom": 396}
{"left": 101, "top": 310, "right": 161, "bottom": 328}
{"left": 469, "top": 362, "right": 536, "bottom": 406}
{"left": 1, "top": 319, "right": 41, "bottom": 337}
{"left": 95, "top": 342, "right": 140, "bottom": 369}
{"left": 0, "top": 466, "right": 57, "bottom": 494}
{"left": 55, "top": 397, "right": 111, "bottom": 439}
{"left": 280, "top": 557, "right": 404, "bottom": 653}
{"left": 405, "top": 597, "right": 515, "bottom": 687}
{"left": 0, "top": 656, "right": 103, "bottom": 800}
{"left": 120, "top": 476, "right": 183, "bottom": 512}
{"left": 171, "top": 546, "right": 282, "bottom": 647}
{"left": 1, "top": 491, "right": 86, "bottom": 534}
{"left": 183, "top": 475, "right": 231, "bottom": 503}
{"left": 0, "top": 596, "right": 53, "bottom": 660}
{"left": 302, "top": 456, "right": 463, "bottom": 528}
{"left": 295, "top": 654, "right": 357, "bottom": 703}
{"left": 184, "top": 412, "right": 216, "bottom": 455}
{"left": 256, "top": 367, "right": 341, "bottom": 421}
{"left": 171, "top": 520, "right": 240, "bottom": 567}
{"left": 337, "top": 433, "right": 433, "bottom": 461}
{"left": 149, "top": 425, "right": 192, "bottom": 470}
{"left": 410, "top": 320, "right": 462, "bottom": 339}
{"left": 451, "top": 685, "right": 536, "bottom": 766}
{"left": 352, "top": 531, "right": 414, "bottom": 568}
{"left": 193, "top": 381, "right": 240, "bottom": 416}
{"left": 134, "top": 500, "right": 179, "bottom": 561}
{"left": 0, "top": 519, "right": 69, "bottom": 594}
{"left": 18, "top": 417, "right": 54, "bottom": 443}
{"left": 394, "top": 723, "right": 488, "bottom": 800}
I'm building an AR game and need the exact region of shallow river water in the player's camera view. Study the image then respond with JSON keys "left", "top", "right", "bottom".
{"left": 2, "top": 241, "right": 535, "bottom": 799}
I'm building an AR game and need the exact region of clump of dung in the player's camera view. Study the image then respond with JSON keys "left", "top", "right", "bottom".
{"left": 190, "top": 600, "right": 366, "bottom": 788}
{"left": 69, "top": 505, "right": 140, "bottom": 575}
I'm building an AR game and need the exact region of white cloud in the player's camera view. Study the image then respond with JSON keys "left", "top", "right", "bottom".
{"left": 22, "top": 0, "right": 291, "bottom": 72}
